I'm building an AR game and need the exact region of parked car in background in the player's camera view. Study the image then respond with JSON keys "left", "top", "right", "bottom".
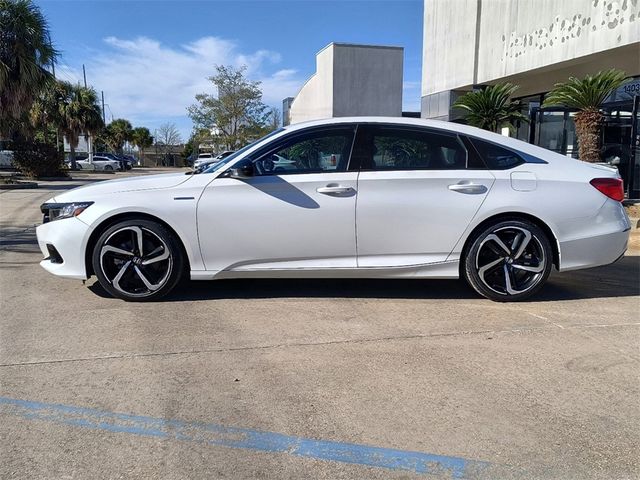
{"left": 193, "top": 151, "right": 235, "bottom": 171}
{"left": 65, "top": 155, "right": 121, "bottom": 171}
{"left": 37, "top": 117, "right": 630, "bottom": 302}
{"left": 193, "top": 153, "right": 213, "bottom": 169}
{"left": 123, "top": 154, "right": 137, "bottom": 168}
{"left": 94, "top": 152, "right": 132, "bottom": 171}
{"left": 115, "top": 155, "right": 133, "bottom": 171}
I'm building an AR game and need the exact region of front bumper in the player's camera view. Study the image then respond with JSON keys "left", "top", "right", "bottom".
{"left": 36, "top": 217, "right": 91, "bottom": 280}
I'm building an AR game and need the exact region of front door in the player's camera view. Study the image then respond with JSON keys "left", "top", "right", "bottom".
{"left": 196, "top": 126, "right": 358, "bottom": 273}
{"left": 353, "top": 125, "right": 495, "bottom": 267}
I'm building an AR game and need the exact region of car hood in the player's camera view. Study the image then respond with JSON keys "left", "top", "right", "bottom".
{"left": 48, "top": 172, "right": 192, "bottom": 203}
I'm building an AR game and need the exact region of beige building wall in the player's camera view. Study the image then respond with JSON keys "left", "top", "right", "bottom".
{"left": 422, "top": 0, "right": 640, "bottom": 119}
{"left": 288, "top": 43, "right": 403, "bottom": 124}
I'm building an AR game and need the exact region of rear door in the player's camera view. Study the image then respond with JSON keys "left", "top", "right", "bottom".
{"left": 353, "top": 125, "right": 495, "bottom": 267}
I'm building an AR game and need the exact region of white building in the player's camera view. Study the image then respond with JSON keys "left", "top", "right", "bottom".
{"left": 286, "top": 43, "right": 404, "bottom": 125}
{"left": 422, "top": 0, "right": 640, "bottom": 197}
{"left": 422, "top": 0, "right": 639, "bottom": 119}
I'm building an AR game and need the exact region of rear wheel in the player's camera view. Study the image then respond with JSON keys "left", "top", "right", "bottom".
{"left": 92, "top": 219, "right": 185, "bottom": 301}
{"left": 104, "top": 164, "right": 113, "bottom": 171}
{"left": 463, "top": 219, "right": 553, "bottom": 302}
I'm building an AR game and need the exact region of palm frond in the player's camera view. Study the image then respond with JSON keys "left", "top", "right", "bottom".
{"left": 542, "top": 69, "right": 627, "bottom": 110}
{"left": 453, "top": 83, "right": 527, "bottom": 132}
{"left": 0, "top": 0, "right": 58, "bottom": 136}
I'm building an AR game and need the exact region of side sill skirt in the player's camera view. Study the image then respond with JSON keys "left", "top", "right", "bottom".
{"left": 190, "top": 260, "right": 460, "bottom": 281}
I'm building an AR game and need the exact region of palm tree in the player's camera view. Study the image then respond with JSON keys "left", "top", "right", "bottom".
{"left": 103, "top": 118, "right": 133, "bottom": 154}
{"left": 0, "top": 0, "right": 57, "bottom": 139}
{"left": 131, "top": 126, "right": 153, "bottom": 164}
{"left": 57, "top": 81, "right": 104, "bottom": 169}
{"left": 453, "top": 83, "right": 528, "bottom": 133}
{"left": 542, "top": 70, "right": 627, "bottom": 162}
{"left": 29, "top": 79, "right": 66, "bottom": 144}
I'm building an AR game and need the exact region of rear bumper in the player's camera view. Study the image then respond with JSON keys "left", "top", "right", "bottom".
{"left": 558, "top": 229, "right": 629, "bottom": 272}
{"left": 36, "top": 217, "right": 91, "bottom": 280}
{"left": 558, "top": 199, "right": 630, "bottom": 271}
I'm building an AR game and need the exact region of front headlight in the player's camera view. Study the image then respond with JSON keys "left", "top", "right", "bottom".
{"left": 40, "top": 202, "right": 94, "bottom": 223}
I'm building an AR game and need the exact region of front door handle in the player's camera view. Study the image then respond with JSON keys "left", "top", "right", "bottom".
{"left": 316, "top": 184, "right": 355, "bottom": 196}
{"left": 448, "top": 182, "right": 488, "bottom": 195}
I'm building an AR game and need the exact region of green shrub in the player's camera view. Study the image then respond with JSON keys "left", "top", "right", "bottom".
{"left": 12, "top": 141, "right": 66, "bottom": 178}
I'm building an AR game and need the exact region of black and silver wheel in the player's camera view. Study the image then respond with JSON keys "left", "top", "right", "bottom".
{"left": 92, "top": 219, "right": 184, "bottom": 301}
{"left": 104, "top": 164, "right": 114, "bottom": 171}
{"left": 463, "top": 219, "right": 553, "bottom": 302}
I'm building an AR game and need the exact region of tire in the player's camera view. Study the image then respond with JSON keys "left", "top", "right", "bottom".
{"left": 104, "top": 165, "right": 113, "bottom": 171}
{"left": 463, "top": 218, "right": 553, "bottom": 302}
{"left": 92, "top": 219, "right": 185, "bottom": 301}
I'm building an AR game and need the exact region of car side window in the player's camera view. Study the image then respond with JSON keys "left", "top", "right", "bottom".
{"left": 362, "top": 127, "right": 468, "bottom": 171}
{"left": 251, "top": 128, "right": 355, "bottom": 175}
{"left": 468, "top": 137, "right": 525, "bottom": 169}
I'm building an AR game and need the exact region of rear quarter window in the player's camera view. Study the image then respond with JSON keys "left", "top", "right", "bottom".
{"left": 469, "top": 137, "right": 525, "bottom": 170}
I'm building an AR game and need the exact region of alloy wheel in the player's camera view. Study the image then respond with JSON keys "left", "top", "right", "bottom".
{"left": 474, "top": 226, "right": 546, "bottom": 296}
{"left": 99, "top": 226, "right": 172, "bottom": 298}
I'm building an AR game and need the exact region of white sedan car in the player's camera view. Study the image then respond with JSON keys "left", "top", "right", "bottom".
{"left": 37, "top": 117, "right": 630, "bottom": 302}
{"left": 68, "top": 156, "right": 121, "bottom": 171}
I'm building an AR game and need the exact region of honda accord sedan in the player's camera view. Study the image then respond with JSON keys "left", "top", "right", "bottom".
{"left": 37, "top": 117, "right": 630, "bottom": 302}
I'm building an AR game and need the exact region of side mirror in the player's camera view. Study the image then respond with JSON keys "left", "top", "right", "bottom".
{"left": 229, "top": 164, "right": 254, "bottom": 179}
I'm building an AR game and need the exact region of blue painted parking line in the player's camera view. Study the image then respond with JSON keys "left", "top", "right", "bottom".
{"left": 0, "top": 396, "right": 490, "bottom": 477}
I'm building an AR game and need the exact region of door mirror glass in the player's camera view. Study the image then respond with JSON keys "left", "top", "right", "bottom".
{"left": 229, "top": 164, "right": 254, "bottom": 179}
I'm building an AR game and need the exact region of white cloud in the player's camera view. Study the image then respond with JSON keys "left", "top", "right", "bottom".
{"left": 57, "top": 36, "right": 305, "bottom": 137}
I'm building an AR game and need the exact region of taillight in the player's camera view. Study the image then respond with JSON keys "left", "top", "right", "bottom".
{"left": 590, "top": 177, "right": 624, "bottom": 202}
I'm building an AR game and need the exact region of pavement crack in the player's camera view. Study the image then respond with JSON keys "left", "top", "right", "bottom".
{"left": 1, "top": 322, "right": 638, "bottom": 368}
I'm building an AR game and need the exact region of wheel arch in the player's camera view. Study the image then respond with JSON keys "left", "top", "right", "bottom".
{"left": 84, "top": 212, "right": 191, "bottom": 277}
{"left": 459, "top": 212, "right": 560, "bottom": 271}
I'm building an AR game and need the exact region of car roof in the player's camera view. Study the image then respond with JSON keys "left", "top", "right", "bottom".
{"left": 281, "top": 116, "right": 563, "bottom": 163}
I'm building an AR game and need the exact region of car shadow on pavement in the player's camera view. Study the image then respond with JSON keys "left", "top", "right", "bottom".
{"left": 0, "top": 226, "right": 39, "bottom": 254}
{"left": 86, "top": 256, "right": 640, "bottom": 302}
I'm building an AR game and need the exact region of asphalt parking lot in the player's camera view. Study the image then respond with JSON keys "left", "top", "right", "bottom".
{"left": 1, "top": 169, "right": 639, "bottom": 479}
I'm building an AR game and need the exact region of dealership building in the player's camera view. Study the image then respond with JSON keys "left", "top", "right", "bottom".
{"left": 422, "top": 0, "right": 640, "bottom": 197}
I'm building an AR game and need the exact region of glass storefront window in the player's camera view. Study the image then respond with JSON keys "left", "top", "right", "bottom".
{"left": 537, "top": 111, "right": 565, "bottom": 153}
{"left": 566, "top": 113, "right": 578, "bottom": 158}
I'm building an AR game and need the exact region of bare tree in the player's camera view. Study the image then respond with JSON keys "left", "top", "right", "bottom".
{"left": 268, "top": 107, "right": 281, "bottom": 131}
{"left": 155, "top": 122, "right": 182, "bottom": 166}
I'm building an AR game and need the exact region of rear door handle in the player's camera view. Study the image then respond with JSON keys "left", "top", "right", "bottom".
{"left": 448, "top": 182, "right": 488, "bottom": 195}
{"left": 316, "top": 185, "right": 355, "bottom": 196}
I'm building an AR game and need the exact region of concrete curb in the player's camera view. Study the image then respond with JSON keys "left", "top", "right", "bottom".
{"left": 0, "top": 181, "right": 38, "bottom": 190}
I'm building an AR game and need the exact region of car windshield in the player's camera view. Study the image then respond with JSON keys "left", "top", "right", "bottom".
{"left": 199, "top": 128, "right": 285, "bottom": 174}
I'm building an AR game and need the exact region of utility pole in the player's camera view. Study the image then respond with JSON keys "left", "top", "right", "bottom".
{"left": 101, "top": 91, "right": 106, "bottom": 124}
{"left": 48, "top": 33, "right": 59, "bottom": 152}
{"left": 81, "top": 64, "right": 93, "bottom": 163}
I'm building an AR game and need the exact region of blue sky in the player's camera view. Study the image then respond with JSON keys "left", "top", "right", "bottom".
{"left": 37, "top": 0, "right": 424, "bottom": 139}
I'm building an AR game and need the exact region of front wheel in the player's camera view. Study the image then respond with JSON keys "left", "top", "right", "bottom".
{"left": 104, "top": 164, "right": 113, "bottom": 171}
{"left": 463, "top": 219, "right": 553, "bottom": 302}
{"left": 92, "top": 219, "right": 185, "bottom": 301}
